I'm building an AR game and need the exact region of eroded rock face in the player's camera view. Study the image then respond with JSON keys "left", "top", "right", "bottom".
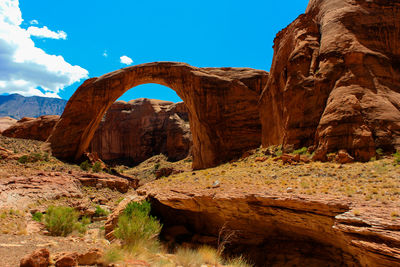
{"left": 2, "top": 116, "right": 59, "bottom": 141}
{"left": 89, "top": 98, "right": 192, "bottom": 164}
{"left": 47, "top": 62, "right": 268, "bottom": 169}
{"left": 259, "top": 0, "right": 400, "bottom": 161}
{"left": 138, "top": 187, "right": 400, "bottom": 267}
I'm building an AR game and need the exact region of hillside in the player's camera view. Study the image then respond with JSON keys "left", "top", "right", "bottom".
{"left": 0, "top": 94, "right": 66, "bottom": 119}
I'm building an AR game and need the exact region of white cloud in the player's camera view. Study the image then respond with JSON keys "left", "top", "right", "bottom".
{"left": 27, "top": 26, "right": 67, "bottom": 40}
{"left": 102, "top": 50, "right": 108, "bottom": 57}
{"left": 0, "top": 0, "right": 88, "bottom": 98}
{"left": 29, "top": 19, "right": 38, "bottom": 25}
{"left": 120, "top": 55, "right": 133, "bottom": 65}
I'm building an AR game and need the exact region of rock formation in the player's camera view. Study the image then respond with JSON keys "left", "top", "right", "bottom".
{"left": 2, "top": 115, "right": 59, "bottom": 141}
{"left": 259, "top": 0, "right": 400, "bottom": 161}
{"left": 0, "top": 117, "right": 16, "bottom": 133}
{"left": 47, "top": 62, "right": 268, "bottom": 169}
{"left": 89, "top": 98, "right": 191, "bottom": 164}
{"left": 136, "top": 186, "right": 400, "bottom": 267}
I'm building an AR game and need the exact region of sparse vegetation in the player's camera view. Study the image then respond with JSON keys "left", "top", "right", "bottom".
{"left": 293, "top": 147, "right": 308, "bottom": 155}
{"left": 32, "top": 212, "right": 43, "bottom": 222}
{"left": 44, "top": 206, "right": 84, "bottom": 236}
{"left": 92, "top": 161, "right": 102, "bottom": 172}
{"left": 95, "top": 205, "right": 109, "bottom": 217}
{"left": 80, "top": 160, "right": 91, "bottom": 171}
{"left": 393, "top": 151, "right": 400, "bottom": 165}
{"left": 114, "top": 201, "right": 162, "bottom": 248}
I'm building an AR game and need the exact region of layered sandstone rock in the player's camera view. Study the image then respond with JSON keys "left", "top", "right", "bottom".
{"left": 259, "top": 0, "right": 400, "bottom": 161}
{"left": 137, "top": 186, "right": 400, "bottom": 267}
{"left": 89, "top": 98, "right": 191, "bottom": 164}
{"left": 47, "top": 62, "right": 268, "bottom": 169}
{"left": 2, "top": 116, "right": 59, "bottom": 141}
{"left": 0, "top": 117, "right": 17, "bottom": 133}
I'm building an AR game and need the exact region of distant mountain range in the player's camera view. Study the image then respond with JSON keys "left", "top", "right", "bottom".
{"left": 0, "top": 94, "right": 67, "bottom": 120}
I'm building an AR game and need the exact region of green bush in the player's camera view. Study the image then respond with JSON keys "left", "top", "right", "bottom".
{"left": 114, "top": 201, "right": 162, "bottom": 247}
{"left": 95, "top": 205, "right": 109, "bottom": 217}
{"left": 376, "top": 148, "right": 384, "bottom": 156}
{"left": 44, "top": 206, "right": 79, "bottom": 236}
{"left": 18, "top": 155, "right": 29, "bottom": 164}
{"left": 92, "top": 161, "right": 102, "bottom": 173}
{"left": 293, "top": 147, "right": 308, "bottom": 155}
{"left": 394, "top": 152, "right": 400, "bottom": 165}
{"left": 32, "top": 212, "right": 43, "bottom": 222}
{"left": 80, "top": 160, "right": 91, "bottom": 171}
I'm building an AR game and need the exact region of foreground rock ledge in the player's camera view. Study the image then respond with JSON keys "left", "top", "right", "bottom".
{"left": 137, "top": 187, "right": 400, "bottom": 267}
{"left": 47, "top": 62, "right": 268, "bottom": 169}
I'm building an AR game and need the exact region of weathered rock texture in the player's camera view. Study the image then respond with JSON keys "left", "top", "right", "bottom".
{"left": 47, "top": 62, "right": 268, "bottom": 169}
{"left": 2, "top": 116, "right": 59, "bottom": 141}
{"left": 138, "top": 187, "right": 400, "bottom": 267}
{"left": 260, "top": 0, "right": 400, "bottom": 161}
{"left": 0, "top": 117, "right": 17, "bottom": 133}
{"left": 89, "top": 98, "right": 191, "bottom": 164}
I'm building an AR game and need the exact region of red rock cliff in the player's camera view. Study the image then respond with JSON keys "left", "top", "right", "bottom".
{"left": 260, "top": 0, "right": 400, "bottom": 161}
{"left": 89, "top": 99, "right": 191, "bottom": 164}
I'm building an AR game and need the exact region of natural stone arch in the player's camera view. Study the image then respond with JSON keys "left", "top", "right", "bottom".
{"left": 47, "top": 62, "right": 268, "bottom": 169}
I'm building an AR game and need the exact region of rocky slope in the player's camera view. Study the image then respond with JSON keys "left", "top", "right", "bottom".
{"left": 47, "top": 63, "right": 268, "bottom": 169}
{"left": 259, "top": 0, "right": 400, "bottom": 161}
{"left": 0, "top": 94, "right": 66, "bottom": 120}
{"left": 89, "top": 99, "right": 192, "bottom": 164}
{"left": 137, "top": 180, "right": 400, "bottom": 267}
{"left": 2, "top": 116, "right": 59, "bottom": 142}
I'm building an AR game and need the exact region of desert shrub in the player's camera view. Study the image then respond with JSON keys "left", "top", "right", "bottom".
{"left": 393, "top": 152, "right": 400, "bottom": 165}
{"left": 44, "top": 206, "right": 79, "bottom": 236}
{"left": 376, "top": 148, "right": 384, "bottom": 156}
{"left": 197, "top": 245, "right": 222, "bottom": 265}
{"left": 293, "top": 147, "right": 308, "bottom": 155}
{"left": 18, "top": 155, "right": 29, "bottom": 164}
{"left": 103, "top": 246, "right": 124, "bottom": 265}
{"left": 75, "top": 216, "right": 91, "bottom": 234}
{"left": 95, "top": 205, "right": 109, "bottom": 217}
{"left": 175, "top": 247, "right": 204, "bottom": 267}
{"left": 80, "top": 160, "right": 91, "bottom": 171}
{"left": 92, "top": 161, "right": 102, "bottom": 173}
{"left": 18, "top": 152, "right": 50, "bottom": 164}
{"left": 114, "top": 201, "right": 162, "bottom": 248}
{"left": 225, "top": 255, "right": 253, "bottom": 267}
{"left": 32, "top": 212, "right": 43, "bottom": 222}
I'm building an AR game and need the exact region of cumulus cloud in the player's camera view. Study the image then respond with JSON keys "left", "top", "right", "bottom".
{"left": 102, "top": 50, "right": 108, "bottom": 57}
{"left": 120, "top": 55, "right": 133, "bottom": 65}
{"left": 27, "top": 26, "right": 67, "bottom": 40}
{"left": 0, "top": 0, "right": 88, "bottom": 98}
{"left": 29, "top": 19, "right": 38, "bottom": 25}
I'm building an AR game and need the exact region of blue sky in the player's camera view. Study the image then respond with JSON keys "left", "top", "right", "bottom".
{"left": 1, "top": 0, "right": 309, "bottom": 102}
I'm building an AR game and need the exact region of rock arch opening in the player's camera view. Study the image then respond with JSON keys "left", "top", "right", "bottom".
{"left": 88, "top": 87, "right": 192, "bottom": 166}
{"left": 47, "top": 62, "right": 269, "bottom": 169}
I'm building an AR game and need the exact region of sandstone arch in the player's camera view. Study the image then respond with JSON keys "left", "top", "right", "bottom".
{"left": 47, "top": 62, "right": 268, "bottom": 169}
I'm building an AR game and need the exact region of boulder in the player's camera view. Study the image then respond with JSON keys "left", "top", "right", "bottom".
{"left": 259, "top": 0, "right": 400, "bottom": 161}
{"left": 54, "top": 252, "right": 78, "bottom": 267}
{"left": 2, "top": 115, "right": 59, "bottom": 141}
{"left": 20, "top": 248, "right": 50, "bottom": 267}
{"left": 77, "top": 248, "right": 103, "bottom": 266}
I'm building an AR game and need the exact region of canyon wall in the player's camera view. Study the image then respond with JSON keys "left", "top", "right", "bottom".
{"left": 89, "top": 99, "right": 191, "bottom": 164}
{"left": 259, "top": 0, "right": 400, "bottom": 161}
